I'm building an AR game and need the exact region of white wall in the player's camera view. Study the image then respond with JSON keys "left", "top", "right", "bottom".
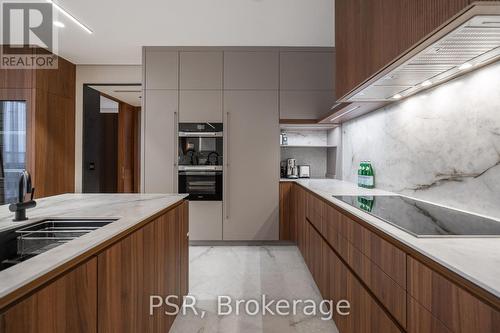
{"left": 342, "top": 61, "right": 500, "bottom": 219}
{"left": 75, "top": 65, "right": 142, "bottom": 192}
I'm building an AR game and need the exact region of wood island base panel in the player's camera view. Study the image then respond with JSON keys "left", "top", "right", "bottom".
{"left": 0, "top": 199, "right": 189, "bottom": 333}
{"left": 280, "top": 181, "right": 500, "bottom": 333}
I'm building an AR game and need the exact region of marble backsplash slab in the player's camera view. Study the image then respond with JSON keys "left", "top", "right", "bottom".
{"left": 342, "top": 61, "right": 500, "bottom": 219}
{"left": 281, "top": 130, "right": 328, "bottom": 146}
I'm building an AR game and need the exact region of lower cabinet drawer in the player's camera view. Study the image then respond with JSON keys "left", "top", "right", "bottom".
{"left": 306, "top": 192, "right": 325, "bottom": 232}
{"left": 408, "top": 297, "right": 452, "bottom": 333}
{"left": 408, "top": 257, "right": 500, "bottom": 333}
{"left": 343, "top": 234, "right": 407, "bottom": 328}
{"left": 322, "top": 223, "right": 406, "bottom": 328}
{"left": 321, "top": 238, "right": 403, "bottom": 333}
{"left": 340, "top": 214, "right": 406, "bottom": 287}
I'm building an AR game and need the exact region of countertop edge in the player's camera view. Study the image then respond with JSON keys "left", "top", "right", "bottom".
{"left": 0, "top": 194, "right": 187, "bottom": 311}
{"left": 280, "top": 179, "right": 500, "bottom": 307}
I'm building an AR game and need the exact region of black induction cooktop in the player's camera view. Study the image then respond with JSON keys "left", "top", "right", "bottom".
{"left": 333, "top": 195, "right": 500, "bottom": 238}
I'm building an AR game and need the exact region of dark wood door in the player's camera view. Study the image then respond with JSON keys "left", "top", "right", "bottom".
{"left": 117, "top": 103, "right": 140, "bottom": 193}
{"left": 82, "top": 86, "right": 118, "bottom": 193}
{"left": 0, "top": 258, "right": 97, "bottom": 333}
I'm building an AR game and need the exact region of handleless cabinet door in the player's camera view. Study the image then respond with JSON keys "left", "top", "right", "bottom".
{"left": 0, "top": 259, "right": 97, "bottom": 333}
{"left": 280, "top": 51, "right": 334, "bottom": 91}
{"left": 223, "top": 90, "right": 279, "bottom": 240}
{"left": 180, "top": 51, "right": 223, "bottom": 89}
{"left": 144, "top": 90, "right": 178, "bottom": 193}
{"left": 223, "top": 51, "right": 279, "bottom": 90}
{"left": 144, "top": 50, "right": 178, "bottom": 90}
{"left": 179, "top": 90, "right": 223, "bottom": 122}
{"left": 280, "top": 91, "right": 336, "bottom": 120}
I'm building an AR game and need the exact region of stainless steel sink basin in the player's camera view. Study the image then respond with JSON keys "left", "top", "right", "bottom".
{"left": 0, "top": 218, "right": 117, "bottom": 271}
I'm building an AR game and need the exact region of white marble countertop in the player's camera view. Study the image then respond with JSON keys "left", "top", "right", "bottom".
{"left": 0, "top": 193, "right": 187, "bottom": 300}
{"left": 282, "top": 178, "right": 500, "bottom": 300}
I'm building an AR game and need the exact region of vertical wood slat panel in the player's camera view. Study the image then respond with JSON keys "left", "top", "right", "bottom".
{"left": 335, "top": 0, "right": 471, "bottom": 99}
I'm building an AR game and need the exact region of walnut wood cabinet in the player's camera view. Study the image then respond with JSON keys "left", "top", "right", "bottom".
{"left": 98, "top": 201, "right": 189, "bottom": 333}
{"left": 334, "top": 0, "right": 488, "bottom": 99}
{"left": 279, "top": 181, "right": 294, "bottom": 241}
{"left": 0, "top": 201, "right": 188, "bottom": 333}
{"left": 0, "top": 259, "right": 97, "bottom": 333}
{"left": 302, "top": 214, "right": 402, "bottom": 333}
{"left": 407, "top": 257, "right": 500, "bottom": 333}
{"left": 0, "top": 47, "right": 76, "bottom": 198}
{"left": 282, "top": 182, "right": 500, "bottom": 333}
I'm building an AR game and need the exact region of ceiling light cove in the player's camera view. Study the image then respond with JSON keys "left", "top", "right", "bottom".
{"left": 47, "top": 0, "right": 93, "bottom": 34}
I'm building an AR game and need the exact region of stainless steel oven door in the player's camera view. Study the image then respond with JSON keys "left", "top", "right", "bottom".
{"left": 178, "top": 167, "right": 223, "bottom": 201}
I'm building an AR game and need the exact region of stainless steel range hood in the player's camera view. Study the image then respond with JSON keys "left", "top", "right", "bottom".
{"left": 339, "top": 3, "right": 500, "bottom": 103}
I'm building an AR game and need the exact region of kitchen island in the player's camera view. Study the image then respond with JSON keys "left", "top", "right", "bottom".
{"left": 280, "top": 179, "right": 500, "bottom": 333}
{"left": 0, "top": 193, "right": 188, "bottom": 333}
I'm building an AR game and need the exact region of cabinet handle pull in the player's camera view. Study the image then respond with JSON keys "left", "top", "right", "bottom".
{"left": 174, "top": 111, "right": 178, "bottom": 192}
{"left": 225, "top": 111, "right": 229, "bottom": 219}
{"left": 174, "top": 111, "right": 178, "bottom": 167}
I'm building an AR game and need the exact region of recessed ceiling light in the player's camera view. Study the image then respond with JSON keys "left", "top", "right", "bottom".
{"left": 421, "top": 80, "right": 432, "bottom": 87}
{"left": 47, "top": 0, "right": 93, "bottom": 34}
{"left": 53, "top": 21, "right": 65, "bottom": 28}
{"left": 459, "top": 62, "right": 473, "bottom": 71}
{"left": 393, "top": 94, "right": 402, "bottom": 100}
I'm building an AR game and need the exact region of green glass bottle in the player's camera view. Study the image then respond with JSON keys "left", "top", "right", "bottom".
{"left": 357, "top": 162, "right": 363, "bottom": 187}
{"left": 361, "top": 161, "right": 368, "bottom": 188}
{"left": 366, "top": 161, "right": 375, "bottom": 189}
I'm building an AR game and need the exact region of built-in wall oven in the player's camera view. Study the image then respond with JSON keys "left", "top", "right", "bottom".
{"left": 178, "top": 123, "right": 223, "bottom": 201}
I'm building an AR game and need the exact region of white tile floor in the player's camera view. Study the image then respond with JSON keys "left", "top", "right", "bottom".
{"left": 170, "top": 246, "right": 339, "bottom": 333}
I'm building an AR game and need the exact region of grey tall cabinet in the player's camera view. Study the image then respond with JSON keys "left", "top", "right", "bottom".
{"left": 142, "top": 47, "right": 333, "bottom": 241}
{"left": 142, "top": 50, "right": 178, "bottom": 193}
{"left": 223, "top": 51, "right": 280, "bottom": 240}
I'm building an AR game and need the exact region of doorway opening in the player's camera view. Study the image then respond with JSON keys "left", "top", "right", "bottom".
{"left": 82, "top": 84, "right": 141, "bottom": 193}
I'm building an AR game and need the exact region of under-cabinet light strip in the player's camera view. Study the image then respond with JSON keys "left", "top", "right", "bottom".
{"left": 330, "top": 106, "right": 361, "bottom": 122}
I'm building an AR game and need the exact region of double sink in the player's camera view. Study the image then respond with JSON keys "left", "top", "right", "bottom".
{"left": 0, "top": 218, "right": 116, "bottom": 271}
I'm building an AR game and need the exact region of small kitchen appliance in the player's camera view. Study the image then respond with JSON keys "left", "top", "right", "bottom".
{"left": 286, "top": 159, "right": 298, "bottom": 179}
{"left": 298, "top": 165, "right": 310, "bottom": 178}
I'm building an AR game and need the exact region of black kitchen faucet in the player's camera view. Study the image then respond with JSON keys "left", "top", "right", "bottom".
{"left": 9, "top": 170, "right": 36, "bottom": 221}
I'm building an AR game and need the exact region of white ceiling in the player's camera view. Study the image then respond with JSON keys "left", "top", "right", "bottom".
{"left": 53, "top": 0, "right": 334, "bottom": 64}
{"left": 89, "top": 85, "right": 142, "bottom": 107}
